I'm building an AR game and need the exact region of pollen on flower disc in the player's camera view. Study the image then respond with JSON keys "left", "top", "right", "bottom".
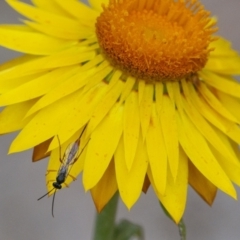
{"left": 96, "top": 0, "right": 217, "bottom": 82}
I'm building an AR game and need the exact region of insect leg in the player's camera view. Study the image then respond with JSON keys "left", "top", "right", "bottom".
{"left": 56, "top": 135, "right": 63, "bottom": 163}
{"left": 63, "top": 182, "right": 70, "bottom": 188}
{"left": 73, "top": 138, "right": 91, "bottom": 164}
{"left": 67, "top": 173, "right": 77, "bottom": 181}
{"left": 46, "top": 170, "right": 58, "bottom": 175}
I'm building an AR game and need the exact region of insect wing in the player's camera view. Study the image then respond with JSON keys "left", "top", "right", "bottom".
{"left": 67, "top": 142, "right": 79, "bottom": 164}
{"left": 63, "top": 142, "right": 79, "bottom": 165}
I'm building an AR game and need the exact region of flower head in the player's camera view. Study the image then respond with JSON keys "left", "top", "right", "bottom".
{"left": 0, "top": 0, "right": 240, "bottom": 223}
{"left": 96, "top": 0, "right": 216, "bottom": 80}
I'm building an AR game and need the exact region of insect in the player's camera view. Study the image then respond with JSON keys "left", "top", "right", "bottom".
{"left": 38, "top": 125, "right": 89, "bottom": 217}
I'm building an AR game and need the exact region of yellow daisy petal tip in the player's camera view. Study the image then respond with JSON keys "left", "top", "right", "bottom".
{"left": 120, "top": 193, "right": 139, "bottom": 210}
{"left": 230, "top": 190, "right": 237, "bottom": 200}
{"left": 8, "top": 143, "right": 21, "bottom": 154}
{"left": 83, "top": 180, "right": 92, "bottom": 192}
{"left": 161, "top": 204, "right": 184, "bottom": 224}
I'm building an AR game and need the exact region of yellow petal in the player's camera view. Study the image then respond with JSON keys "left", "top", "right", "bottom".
{"left": 160, "top": 95, "right": 179, "bottom": 180}
{"left": 0, "top": 24, "right": 74, "bottom": 54}
{"left": 181, "top": 82, "right": 239, "bottom": 164}
{"left": 82, "top": 61, "right": 112, "bottom": 94}
{"left": 87, "top": 79, "right": 124, "bottom": 135}
{"left": 171, "top": 81, "right": 183, "bottom": 112}
{"left": 32, "top": 0, "right": 76, "bottom": 18}
{"left": 25, "top": 55, "right": 104, "bottom": 116}
{"left": 0, "top": 45, "right": 96, "bottom": 80}
{"left": 0, "top": 65, "right": 80, "bottom": 106}
{"left": 148, "top": 147, "right": 188, "bottom": 223}
{"left": 91, "top": 160, "right": 118, "bottom": 212}
{"left": 210, "top": 145, "right": 240, "bottom": 186}
{"left": 198, "top": 82, "right": 239, "bottom": 123}
{"left": 189, "top": 83, "right": 225, "bottom": 131}
{"left": 166, "top": 81, "right": 175, "bottom": 103}
{"left": 53, "top": 0, "right": 98, "bottom": 24}
{"left": 155, "top": 82, "right": 163, "bottom": 117}
{"left": 200, "top": 70, "right": 240, "bottom": 98}
{"left": 119, "top": 76, "right": 136, "bottom": 104}
{"left": 9, "top": 90, "right": 81, "bottom": 153}
{"left": 25, "top": 69, "right": 93, "bottom": 117}
{"left": 32, "top": 138, "right": 52, "bottom": 162}
{"left": 176, "top": 110, "right": 236, "bottom": 199}
{"left": 50, "top": 83, "right": 109, "bottom": 148}
{"left": 188, "top": 161, "right": 217, "bottom": 206}
{"left": 7, "top": 0, "right": 85, "bottom": 34}
{"left": 83, "top": 104, "right": 123, "bottom": 190}
{"left": 0, "top": 24, "right": 33, "bottom": 32}
{"left": 210, "top": 37, "right": 239, "bottom": 58}
{"left": 230, "top": 140, "right": 240, "bottom": 161}
{"left": 81, "top": 62, "right": 113, "bottom": 95}
{"left": 210, "top": 125, "right": 240, "bottom": 166}
{"left": 215, "top": 115, "right": 240, "bottom": 144}
{"left": 0, "top": 99, "right": 38, "bottom": 134}
{"left": 107, "top": 70, "right": 123, "bottom": 89}
{"left": 216, "top": 91, "right": 240, "bottom": 122}
{"left": 146, "top": 103, "right": 167, "bottom": 195}
{"left": 0, "top": 54, "right": 35, "bottom": 72}
{"left": 159, "top": 147, "right": 188, "bottom": 223}
{"left": 138, "top": 79, "right": 145, "bottom": 104}
{"left": 0, "top": 72, "right": 43, "bottom": 94}
{"left": 189, "top": 83, "right": 240, "bottom": 144}
{"left": 205, "top": 37, "right": 240, "bottom": 75}
{"left": 205, "top": 56, "right": 240, "bottom": 75}
{"left": 115, "top": 135, "right": 148, "bottom": 209}
{"left": 139, "top": 84, "right": 153, "bottom": 140}
{"left": 89, "top": 0, "right": 109, "bottom": 12}
{"left": 123, "top": 91, "right": 140, "bottom": 170}
{"left": 24, "top": 20, "right": 93, "bottom": 40}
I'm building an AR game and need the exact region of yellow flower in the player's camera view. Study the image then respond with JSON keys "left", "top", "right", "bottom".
{"left": 0, "top": 0, "right": 240, "bottom": 223}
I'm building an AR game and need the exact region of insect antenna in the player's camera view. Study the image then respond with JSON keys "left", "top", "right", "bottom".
{"left": 52, "top": 190, "right": 57, "bottom": 218}
{"left": 37, "top": 187, "right": 55, "bottom": 201}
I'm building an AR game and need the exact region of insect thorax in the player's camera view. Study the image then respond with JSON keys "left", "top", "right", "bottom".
{"left": 56, "top": 172, "right": 66, "bottom": 185}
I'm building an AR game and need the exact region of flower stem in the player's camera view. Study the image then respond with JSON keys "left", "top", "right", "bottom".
{"left": 178, "top": 218, "right": 186, "bottom": 240}
{"left": 93, "top": 192, "right": 119, "bottom": 240}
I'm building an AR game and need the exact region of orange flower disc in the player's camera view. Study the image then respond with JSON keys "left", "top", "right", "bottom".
{"left": 96, "top": 0, "right": 217, "bottom": 82}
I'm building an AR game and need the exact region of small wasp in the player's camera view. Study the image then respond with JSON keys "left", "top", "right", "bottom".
{"left": 38, "top": 125, "right": 89, "bottom": 217}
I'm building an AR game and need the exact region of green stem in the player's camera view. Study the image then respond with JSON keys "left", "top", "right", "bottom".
{"left": 178, "top": 218, "right": 186, "bottom": 240}
{"left": 93, "top": 192, "right": 119, "bottom": 240}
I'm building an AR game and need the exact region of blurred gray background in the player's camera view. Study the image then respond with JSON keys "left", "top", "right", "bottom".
{"left": 0, "top": 0, "right": 240, "bottom": 239}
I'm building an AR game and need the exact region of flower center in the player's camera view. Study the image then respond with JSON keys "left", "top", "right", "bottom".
{"left": 96, "top": 0, "right": 217, "bottom": 82}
